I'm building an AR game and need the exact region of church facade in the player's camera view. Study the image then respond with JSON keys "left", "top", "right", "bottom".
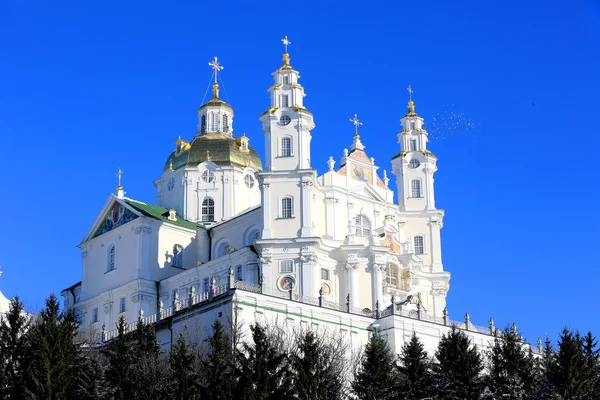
{"left": 61, "top": 40, "right": 508, "bottom": 354}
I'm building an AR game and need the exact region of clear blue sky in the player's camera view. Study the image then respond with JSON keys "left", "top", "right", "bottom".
{"left": 1, "top": 0, "right": 598, "bottom": 345}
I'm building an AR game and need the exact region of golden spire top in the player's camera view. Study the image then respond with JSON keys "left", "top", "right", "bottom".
{"left": 350, "top": 114, "right": 363, "bottom": 141}
{"left": 208, "top": 57, "right": 224, "bottom": 99}
{"left": 169, "top": 159, "right": 173, "bottom": 170}
{"left": 280, "top": 36, "right": 292, "bottom": 70}
{"left": 406, "top": 85, "right": 417, "bottom": 115}
{"left": 206, "top": 150, "right": 211, "bottom": 162}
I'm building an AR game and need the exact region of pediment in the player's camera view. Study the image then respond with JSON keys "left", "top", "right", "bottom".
{"left": 80, "top": 196, "right": 142, "bottom": 245}
{"left": 348, "top": 184, "right": 386, "bottom": 203}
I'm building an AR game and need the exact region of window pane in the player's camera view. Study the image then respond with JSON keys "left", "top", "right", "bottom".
{"left": 321, "top": 268, "right": 330, "bottom": 281}
{"left": 282, "top": 95, "right": 289, "bottom": 107}
{"left": 282, "top": 198, "right": 292, "bottom": 218}
{"left": 280, "top": 260, "right": 293, "bottom": 273}
{"left": 281, "top": 137, "right": 292, "bottom": 156}
{"left": 411, "top": 180, "right": 421, "bottom": 198}
{"left": 414, "top": 236, "right": 424, "bottom": 254}
{"left": 202, "top": 197, "right": 215, "bottom": 222}
{"left": 409, "top": 139, "right": 417, "bottom": 151}
{"left": 355, "top": 215, "right": 371, "bottom": 236}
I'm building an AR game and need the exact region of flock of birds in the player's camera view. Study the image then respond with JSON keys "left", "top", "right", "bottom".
{"left": 426, "top": 105, "right": 483, "bottom": 141}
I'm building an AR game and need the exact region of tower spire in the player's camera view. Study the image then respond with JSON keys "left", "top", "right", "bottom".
{"left": 349, "top": 114, "right": 364, "bottom": 150}
{"left": 280, "top": 36, "right": 292, "bottom": 69}
{"left": 208, "top": 57, "right": 224, "bottom": 99}
{"left": 116, "top": 168, "right": 125, "bottom": 198}
{"left": 406, "top": 85, "right": 417, "bottom": 116}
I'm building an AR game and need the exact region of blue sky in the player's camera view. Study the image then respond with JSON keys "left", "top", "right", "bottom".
{"left": 1, "top": 0, "right": 599, "bottom": 345}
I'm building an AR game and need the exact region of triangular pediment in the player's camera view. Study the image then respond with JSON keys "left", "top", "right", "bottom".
{"left": 348, "top": 184, "right": 386, "bottom": 203}
{"left": 80, "top": 196, "right": 142, "bottom": 245}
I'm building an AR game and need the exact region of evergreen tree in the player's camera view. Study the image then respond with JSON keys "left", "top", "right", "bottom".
{"left": 128, "top": 319, "right": 169, "bottom": 399}
{"left": 235, "top": 323, "right": 290, "bottom": 400}
{"left": 397, "top": 332, "right": 433, "bottom": 400}
{"left": 0, "top": 296, "right": 31, "bottom": 400}
{"left": 73, "top": 351, "right": 113, "bottom": 400}
{"left": 432, "top": 325, "right": 484, "bottom": 400}
{"left": 25, "top": 294, "right": 80, "bottom": 400}
{"left": 170, "top": 334, "right": 196, "bottom": 400}
{"left": 582, "top": 331, "right": 600, "bottom": 398}
{"left": 527, "top": 341, "right": 560, "bottom": 400}
{"left": 485, "top": 326, "right": 533, "bottom": 399}
{"left": 351, "top": 332, "right": 396, "bottom": 400}
{"left": 132, "top": 318, "right": 160, "bottom": 358}
{"left": 290, "top": 330, "right": 344, "bottom": 400}
{"left": 200, "top": 319, "right": 234, "bottom": 400}
{"left": 549, "top": 327, "right": 587, "bottom": 399}
{"left": 106, "top": 316, "right": 133, "bottom": 400}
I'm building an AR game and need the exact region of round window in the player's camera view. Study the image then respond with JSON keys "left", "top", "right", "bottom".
{"left": 320, "top": 282, "right": 331, "bottom": 296}
{"left": 280, "top": 115, "right": 291, "bottom": 126}
{"left": 244, "top": 174, "right": 255, "bottom": 188}
{"left": 202, "top": 170, "right": 215, "bottom": 183}
{"left": 408, "top": 159, "right": 420, "bottom": 169}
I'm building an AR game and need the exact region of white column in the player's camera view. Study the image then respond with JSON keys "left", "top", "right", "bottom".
{"left": 222, "top": 174, "right": 229, "bottom": 221}
{"left": 325, "top": 197, "right": 335, "bottom": 239}
{"left": 372, "top": 263, "right": 384, "bottom": 310}
{"left": 429, "top": 219, "right": 443, "bottom": 272}
{"left": 300, "top": 181, "right": 314, "bottom": 237}
{"left": 346, "top": 263, "right": 359, "bottom": 307}
{"left": 301, "top": 261, "right": 312, "bottom": 297}
{"left": 261, "top": 183, "right": 272, "bottom": 239}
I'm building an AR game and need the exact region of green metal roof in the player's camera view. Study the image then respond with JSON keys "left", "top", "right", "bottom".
{"left": 124, "top": 199, "right": 205, "bottom": 230}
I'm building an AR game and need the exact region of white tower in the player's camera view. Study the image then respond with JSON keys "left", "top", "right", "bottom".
{"left": 256, "top": 37, "right": 318, "bottom": 299}
{"left": 392, "top": 86, "right": 437, "bottom": 211}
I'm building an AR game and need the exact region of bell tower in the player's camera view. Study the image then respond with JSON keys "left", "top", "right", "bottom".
{"left": 259, "top": 36, "right": 315, "bottom": 171}
{"left": 392, "top": 86, "right": 438, "bottom": 211}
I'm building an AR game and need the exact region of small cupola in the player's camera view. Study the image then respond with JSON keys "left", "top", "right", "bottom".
{"left": 197, "top": 57, "right": 234, "bottom": 136}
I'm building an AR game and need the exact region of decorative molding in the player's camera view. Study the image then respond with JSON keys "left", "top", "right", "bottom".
{"left": 259, "top": 183, "right": 270, "bottom": 190}
{"left": 81, "top": 250, "right": 88, "bottom": 259}
{"left": 103, "top": 301, "right": 113, "bottom": 314}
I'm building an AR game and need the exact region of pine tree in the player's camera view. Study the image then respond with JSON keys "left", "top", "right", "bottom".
{"left": 25, "top": 293, "right": 80, "bottom": 399}
{"left": 235, "top": 323, "right": 290, "bottom": 400}
{"left": 106, "top": 316, "right": 133, "bottom": 400}
{"left": 290, "top": 330, "right": 344, "bottom": 400}
{"left": 582, "top": 331, "right": 600, "bottom": 399}
{"left": 549, "top": 327, "right": 587, "bottom": 399}
{"left": 73, "top": 351, "right": 114, "bottom": 400}
{"left": 0, "top": 296, "right": 31, "bottom": 400}
{"left": 128, "top": 319, "right": 169, "bottom": 399}
{"left": 201, "top": 319, "right": 234, "bottom": 400}
{"left": 527, "top": 342, "right": 560, "bottom": 400}
{"left": 397, "top": 332, "right": 433, "bottom": 400}
{"left": 485, "top": 326, "right": 533, "bottom": 399}
{"left": 432, "top": 325, "right": 484, "bottom": 400}
{"left": 351, "top": 332, "right": 396, "bottom": 400}
{"left": 170, "top": 334, "right": 196, "bottom": 400}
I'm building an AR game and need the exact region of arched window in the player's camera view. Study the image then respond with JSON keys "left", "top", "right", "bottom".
{"left": 119, "top": 296, "right": 126, "bottom": 313}
{"left": 209, "top": 113, "right": 218, "bottom": 131}
{"left": 281, "top": 197, "right": 293, "bottom": 218}
{"left": 201, "top": 115, "right": 206, "bottom": 134}
{"left": 411, "top": 179, "right": 422, "bottom": 198}
{"left": 218, "top": 243, "right": 230, "bottom": 257}
{"left": 235, "top": 265, "right": 243, "bottom": 281}
{"left": 385, "top": 263, "right": 399, "bottom": 287}
{"left": 281, "top": 136, "right": 292, "bottom": 156}
{"left": 107, "top": 245, "right": 116, "bottom": 272}
{"left": 202, "top": 197, "right": 215, "bottom": 222}
{"left": 414, "top": 235, "right": 425, "bottom": 255}
{"left": 222, "top": 114, "right": 229, "bottom": 132}
{"left": 92, "top": 307, "right": 99, "bottom": 324}
{"left": 173, "top": 244, "right": 183, "bottom": 268}
{"left": 355, "top": 215, "right": 371, "bottom": 236}
{"left": 279, "top": 260, "right": 293, "bottom": 273}
{"left": 282, "top": 76, "right": 289, "bottom": 85}
{"left": 202, "top": 170, "right": 215, "bottom": 183}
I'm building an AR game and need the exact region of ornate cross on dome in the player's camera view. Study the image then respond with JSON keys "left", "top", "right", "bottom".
{"left": 407, "top": 85, "right": 413, "bottom": 101}
{"left": 349, "top": 114, "right": 363, "bottom": 139}
{"left": 281, "top": 36, "right": 291, "bottom": 52}
{"left": 116, "top": 168, "right": 124, "bottom": 189}
{"left": 208, "top": 57, "right": 223, "bottom": 84}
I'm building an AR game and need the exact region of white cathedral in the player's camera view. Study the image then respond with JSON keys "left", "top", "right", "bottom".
{"left": 61, "top": 38, "right": 511, "bottom": 354}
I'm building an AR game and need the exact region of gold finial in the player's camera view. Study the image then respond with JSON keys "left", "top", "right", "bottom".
{"left": 212, "top": 82, "right": 220, "bottom": 99}
{"left": 206, "top": 150, "right": 211, "bottom": 161}
{"left": 169, "top": 159, "right": 173, "bottom": 170}
{"left": 280, "top": 36, "right": 292, "bottom": 69}
{"left": 406, "top": 85, "right": 416, "bottom": 115}
{"left": 116, "top": 168, "right": 124, "bottom": 191}
{"left": 349, "top": 114, "right": 363, "bottom": 140}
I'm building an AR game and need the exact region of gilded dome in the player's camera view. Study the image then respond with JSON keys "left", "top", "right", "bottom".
{"left": 164, "top": 133, "right": 262, "bottom": 172}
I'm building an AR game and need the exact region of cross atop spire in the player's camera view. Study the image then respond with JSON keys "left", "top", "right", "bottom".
{"left": 282, "top": 36, "right": 291, "bottom": 53}
{"left": 208, "top": 57, "right": 223, "bottom": 84}
{"left": 407, "top": 85, "right": 413, "bottom": 101}
{"left": 116, "top": 168, "right": 124, "bottom": 189}
{"left": 350, "top": 114, "right": 363, "bottom": 140}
